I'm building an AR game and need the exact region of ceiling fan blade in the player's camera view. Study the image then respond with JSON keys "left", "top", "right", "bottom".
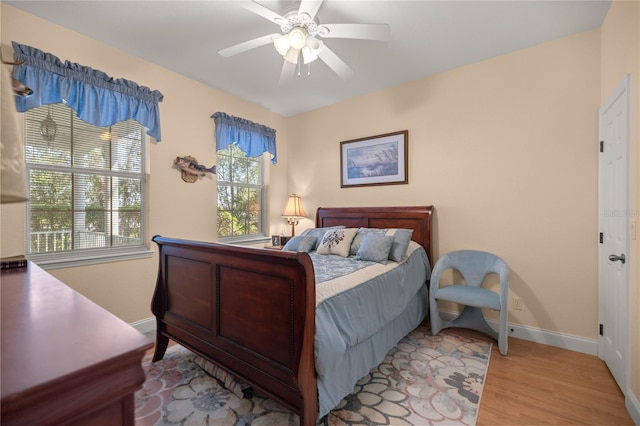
{"left": 298, "top": 0, "right": 323, "bottom": 21}
{"left": 279, "top": 60, "right": 296, "bottom": 85}
{"left": 218, "top": 33, "right": 280, "bottom": 57}
{"left": 317, "top": 44, "right": 354, "bottom": 80}
{"left": 242, "top": 0, "right": 286, "bottom": 25}
{"left": 318, "top": 23, "right": 390, "bottom": 41}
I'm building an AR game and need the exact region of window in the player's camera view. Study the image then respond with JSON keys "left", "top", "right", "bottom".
{"left": 25, "top": 103, "right": 150, "bottom": 267}
{"left": 216, "top": 144, "right": 265, "bottom": 240}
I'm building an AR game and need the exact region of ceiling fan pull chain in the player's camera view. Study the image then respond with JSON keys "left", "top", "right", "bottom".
{"left": 297, "top": 54, "right": 301, "bottom": 77}
{"left": 308, "top": 61, "right": 311, "bottom": 76}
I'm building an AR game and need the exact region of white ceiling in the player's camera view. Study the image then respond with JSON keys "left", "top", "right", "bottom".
{"left": 7, "top": 0, "right": 611, "bottom": 117}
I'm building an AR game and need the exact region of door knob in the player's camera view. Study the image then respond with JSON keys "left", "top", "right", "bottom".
{"left": 608, "top": 254, "right": 626, "bottom": 264}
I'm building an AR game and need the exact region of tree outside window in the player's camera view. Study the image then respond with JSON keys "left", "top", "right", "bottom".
{"left": 25, "top": 103, "right": 145, "bottom": 257}
{"left": 216, "top": 144, "right": 264, "bottom": 238}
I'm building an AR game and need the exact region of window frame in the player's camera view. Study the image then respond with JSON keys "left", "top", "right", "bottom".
{"left": 23, "top": 103, "right": 152, "bottom": 270}
{"left": 216, "top": 144, "right": 269, "bottom": 244}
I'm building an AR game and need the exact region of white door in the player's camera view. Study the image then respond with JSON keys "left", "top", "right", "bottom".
{"left": 598, "top": 75, "right": 630, "bottom": 391}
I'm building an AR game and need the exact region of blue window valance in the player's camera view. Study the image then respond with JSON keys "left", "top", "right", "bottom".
{"left": 12, "top": 41, "right": 164, "bottom": 141}
{"left": 212, "top": 112, "right": 277, "bottom": 164}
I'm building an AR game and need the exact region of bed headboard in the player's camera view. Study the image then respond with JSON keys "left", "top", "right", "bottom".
{"left": 316, "top": 206, "right": 434, "bottom": 266}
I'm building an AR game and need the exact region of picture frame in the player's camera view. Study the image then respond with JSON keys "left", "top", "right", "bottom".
{"left": 271, "top": 235, "right": 281, "bottom": 246}
{"left": 340, "top": 130, "right": 408, "bottom": 188}
{"left": 280, "top": 236, "right": 292, "bottom": 246}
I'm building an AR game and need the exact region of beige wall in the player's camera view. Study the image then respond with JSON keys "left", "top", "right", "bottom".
{"left": 289, "top": 29, "right": 601, "bottom": 338}
{"left": 0, "top": 4, "right": 290, "bottom": 322}
{"left": 600, "top": 0, "right": 640, "bottom": 411}
{"left": 2, "top": 2, "right": 638, "bottom": 414}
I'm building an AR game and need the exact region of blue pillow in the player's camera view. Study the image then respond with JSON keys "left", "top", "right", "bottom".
{"left": 349, "top": 227, "right": 386, "bottom": 256}
{"left": 282, "top": 235, "right": 317, "bottom": 253}
{"left": 388, "top": 229, "right": 414, "bottom": 262}
{"left": 300, "top": 226, "right": 346, "bottom": 250}
{"left": 355, "top": 234, "right": 394, "bottom": 264}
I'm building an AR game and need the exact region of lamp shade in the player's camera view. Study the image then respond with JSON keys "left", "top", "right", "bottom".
{"left": 282, "top": 194, "right": 307, "bottom": 219}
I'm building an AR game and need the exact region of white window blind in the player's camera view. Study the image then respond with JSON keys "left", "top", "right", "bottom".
{"left": 25, "top": 103, "right": 151, "bottom": 268}
{"left": 216, "top": 144, "right": 266, "bottom": 240}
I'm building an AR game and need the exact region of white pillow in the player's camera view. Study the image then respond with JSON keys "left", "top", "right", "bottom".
{"left": 300, "top": 226, "right": 346, "bottom": 250}
{"left": 316, "top": 228, "right": 358, "bottom": 257}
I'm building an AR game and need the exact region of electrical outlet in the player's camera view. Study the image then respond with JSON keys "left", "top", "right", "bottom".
{"left": 513, "top": 296, "right": 523, "bottom": 311}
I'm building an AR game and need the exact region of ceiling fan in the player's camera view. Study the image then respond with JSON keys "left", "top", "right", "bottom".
{"left": 218, "top": 0, "right": 390, "bottom": 83}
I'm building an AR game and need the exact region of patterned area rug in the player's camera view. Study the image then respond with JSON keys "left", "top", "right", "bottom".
{"left": 135, "top": 325, "right": 491, "bottom": 426}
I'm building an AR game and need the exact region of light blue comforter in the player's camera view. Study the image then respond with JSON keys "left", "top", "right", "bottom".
{"left": 311, "top": 242, "right": 431, "bottom": 417}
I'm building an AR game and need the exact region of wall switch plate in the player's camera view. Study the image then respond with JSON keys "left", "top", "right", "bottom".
{"left": 513, "top": 296, "right": 523, "bottom": 311}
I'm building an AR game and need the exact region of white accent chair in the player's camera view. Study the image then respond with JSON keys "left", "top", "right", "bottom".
{"left": 429, "top": 250, "right": 509, "bottom": 355}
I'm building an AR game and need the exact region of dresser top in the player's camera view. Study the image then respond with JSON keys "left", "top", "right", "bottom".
{"left": 1, "top": 262, "right": 152, "bottom": 400}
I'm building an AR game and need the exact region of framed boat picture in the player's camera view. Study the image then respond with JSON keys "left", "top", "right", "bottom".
{"left": 340, "top": 130, "right": 408, "bottom": 188}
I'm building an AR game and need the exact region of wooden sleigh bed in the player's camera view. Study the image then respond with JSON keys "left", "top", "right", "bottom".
{"left": 151, "top": 206, "right": 434, "bottom": 425}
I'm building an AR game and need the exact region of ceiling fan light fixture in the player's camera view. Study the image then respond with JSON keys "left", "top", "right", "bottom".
{"left": 302, "top": 36, "right": 321, "bottom": 64}
{"left": 288, "top": 27, "right": 308, "bottom": 50}
{"left": 221, "top": 0, "right": 390, "bottom": 81}
{"left": 273, "top": 35, "right": 290, "bottom": 56}
{"left": 305, "top": 35, "right": 320, "bottom": 50}
{"left": 301, "top": 47, "right": 316, "bottom": 64}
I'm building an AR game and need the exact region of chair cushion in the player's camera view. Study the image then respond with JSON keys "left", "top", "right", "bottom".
{"left": 433, "top": 285, "right": 501, "bottom": 310}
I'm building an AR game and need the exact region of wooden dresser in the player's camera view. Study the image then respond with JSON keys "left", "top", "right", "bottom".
{"left": 1, "top": 262, "right": 153, "bottom": 425}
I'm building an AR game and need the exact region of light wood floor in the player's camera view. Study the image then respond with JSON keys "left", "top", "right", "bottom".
{"left": 452, "top": 329, "right": 634, "bottom": 425}
{"left": 147, "top": 331, "right": 634, "bottom": 425}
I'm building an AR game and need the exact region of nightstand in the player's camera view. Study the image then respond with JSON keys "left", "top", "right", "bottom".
{"left": 264, "top": 245, "right": 284, "bottom": 250}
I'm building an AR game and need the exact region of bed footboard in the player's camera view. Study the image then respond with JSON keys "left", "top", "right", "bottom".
{"left": 151, "top": 236, "right": 318, "bottom": 425}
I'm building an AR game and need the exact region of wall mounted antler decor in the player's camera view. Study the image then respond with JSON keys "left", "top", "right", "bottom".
{"left": 2, "top": 58, "right": 33, "bottom": 97}
{"left": 174, "top": 156, "right": 216, "bottom": 183}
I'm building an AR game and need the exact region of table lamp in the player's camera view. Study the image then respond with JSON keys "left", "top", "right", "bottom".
{"left": 281, "top": 194, "right": 307, "bottom": 236}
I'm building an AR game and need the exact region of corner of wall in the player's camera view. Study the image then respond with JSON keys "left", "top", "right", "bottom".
{"left": 626, "top": 390, "right": 640, "bottom": 425}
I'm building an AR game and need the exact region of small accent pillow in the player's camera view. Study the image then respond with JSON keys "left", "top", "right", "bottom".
{"left": 388, "top": 228, "right": 414, "bottom": 262}
{"left": 316, "top": 228, "right": 358, "bottom": 257}
{"left": 355, "top": 234, "right": 394, "bottom": 264}
{"left": 349, "top": 227, "right": 387, "bottom": 256}
{"left": 282, "top": 235, "right": 317, "bottom": 253}
{"left": 301, "top": 226, "right": 346, "bottom": 250}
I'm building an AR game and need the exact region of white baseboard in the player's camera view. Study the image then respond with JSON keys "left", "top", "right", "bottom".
{"left": 130, "top": 316, "right": 156, "bottom": 336}
{"left": 506, "top": 321, "right": 598, "bottom": 355}
{"left": 626, "top": 388, "right": 640, "bottom": 425}
{"left": 438, "top": 309, "right": 598, "bottom": 355}
{"left": 132, "top": 312, "right": 599, "bottom": 355}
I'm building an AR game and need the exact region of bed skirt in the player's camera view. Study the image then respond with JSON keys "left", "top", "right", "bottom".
{"left": 317, "top": 284, "right": 428, "bottom": 418}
